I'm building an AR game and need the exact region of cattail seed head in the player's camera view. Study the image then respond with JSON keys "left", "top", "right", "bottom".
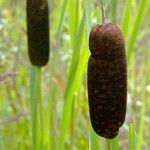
{"left": 88, "top": 23, "right": 127, "bottom": 139}
{"left": 27, "top": 0, "right": 49, "bottom": 67}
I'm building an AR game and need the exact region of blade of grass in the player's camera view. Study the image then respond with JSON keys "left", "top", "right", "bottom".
{"left": 56, "top": 0, "right": 70, "bottom": 44}
{"left": 136, "top": 69, "right": 148, "bottom": 150}
{"left": 136, "top": 94, "right": 146, "bottom": 150}
{"left": 128, "top": 123, "right": 135, "bottom": 150}
{"left": 127, "top": 0, "right": 149, "bottom": 63}
{"left": 121, "top": 0, "right": 132, "bottom": 40}
{"left": 68, "top": 0, "right": 79, "bottom": 47}
{"left": 58, "top": 9, "right": 86, "bottom": 150}
{"left": 53, "top": 0, "right": 70, "bottom": 65}
{"left": 58, "top": 42, "right": 88, "bottom": 150}
{"left": 136, "top": 104, "right": 146, "bottom": 150}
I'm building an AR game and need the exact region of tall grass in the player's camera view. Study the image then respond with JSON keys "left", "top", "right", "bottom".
{"left": 0, "top": 0, "right": 150, "bottom": 150}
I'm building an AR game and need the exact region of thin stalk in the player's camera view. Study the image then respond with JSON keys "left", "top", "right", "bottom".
{"left": 101, "top": 0, "right": 106, "bottom": 24}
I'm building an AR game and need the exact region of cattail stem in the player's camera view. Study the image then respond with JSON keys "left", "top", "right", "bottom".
{"left": 30, "top": 66, "right": 40, "bottom": 150}
{"left": 30, "top": 66, "right": 44, "bottom": 149}
{"left": 107, "top": 139, "right": 111, "bottom": 150}
{"left": 37, "top": 68, "right": 44, "bottom": 144}
{"left": 101, "top": 0, "right": 106, "bottom": 24}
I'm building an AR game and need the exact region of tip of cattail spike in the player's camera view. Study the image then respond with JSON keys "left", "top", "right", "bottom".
{"left": 27, "top": 0, "right": 50, "bottom": 67}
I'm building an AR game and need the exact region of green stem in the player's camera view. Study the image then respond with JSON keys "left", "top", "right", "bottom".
{"left": 30, "top": 66, "right": 39, "bottom": 150}
{"left": 107, "top": 139, "right": 111, "bottom": 150}
{"left": 37, "top": 68, "right": 44, "bottom": 147}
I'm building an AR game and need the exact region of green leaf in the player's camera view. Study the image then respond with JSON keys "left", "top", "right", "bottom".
{"left": 128, "top": 123, "right": 135, "bottom": 150}
{"left": 121, "top": 0, "right": 132, "bottom": 40}
{"left": 56, "top": 0, "right": 70, "bottom": 39}
{"left": 127, "top": 0, "right": 149, "bottom": 63}
{"left": 58, "top": 9, "right": 86, "bottom": 150}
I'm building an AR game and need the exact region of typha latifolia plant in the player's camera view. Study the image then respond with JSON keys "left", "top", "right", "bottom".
{"left": 0, "top": 0, "right": 150, "bottom": 149}
{"left": 88, "top": 0, "right": 127, "bottom": 139}
{"left": 26, "top": 0, "right": 50, "bottom": 149}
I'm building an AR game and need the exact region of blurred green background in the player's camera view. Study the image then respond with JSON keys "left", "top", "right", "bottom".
{"left": 0, "top": 0, "right": 150, "bottom": 149}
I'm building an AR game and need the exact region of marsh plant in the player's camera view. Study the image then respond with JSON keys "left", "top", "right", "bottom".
{"left": 0, "top": 0, "right": 150, "bottom": 150}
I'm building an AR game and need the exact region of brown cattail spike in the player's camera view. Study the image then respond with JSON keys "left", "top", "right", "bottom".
{"left": 88, "top": 23, "right": 127, "bottom": 139}
{"left": 27, "top": 0, "right": 50, "bottom": 67}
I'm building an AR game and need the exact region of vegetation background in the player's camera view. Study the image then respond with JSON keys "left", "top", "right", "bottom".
{"left": 0, "top": 0, "right": 150, "bottom": 149}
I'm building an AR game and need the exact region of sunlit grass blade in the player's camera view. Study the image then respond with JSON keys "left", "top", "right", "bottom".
{"left": 128, "top": 123, "right": 135, "bottom": 150}
{"left": 127, "top": 0, "right": 149, "bottom": 63}
{"left": 58, "top": 9, "right": 86, "bottom": 150}
{"left": 90, "top": 127, "right": 100, "bottom": 150}
{"left": 121, "top": 0, "right": 132, "bottom": 40}
{"left": 68, "top": 0, "right": 79, "bottom": 47}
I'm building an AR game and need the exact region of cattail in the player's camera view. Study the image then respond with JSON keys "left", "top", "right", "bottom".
{"left": 27, "top": 0, "right": 50, "bottom": 67}
{"left": 88, "top": 23, "right": 127, "bottom": 139}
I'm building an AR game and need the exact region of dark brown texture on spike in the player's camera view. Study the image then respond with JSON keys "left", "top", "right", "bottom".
{"left": 88, "top": 23, "right": 127, "bottom": 139}
{"left": 27, "top": 0, "right": 49, "bottom": 67}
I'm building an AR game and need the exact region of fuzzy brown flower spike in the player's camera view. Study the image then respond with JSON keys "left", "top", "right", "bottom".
{"left": 27, "top": 0, "right": 49, "bottom": 67}
{"left": 88, "top": 23, "right": 127, "bottom": 139}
